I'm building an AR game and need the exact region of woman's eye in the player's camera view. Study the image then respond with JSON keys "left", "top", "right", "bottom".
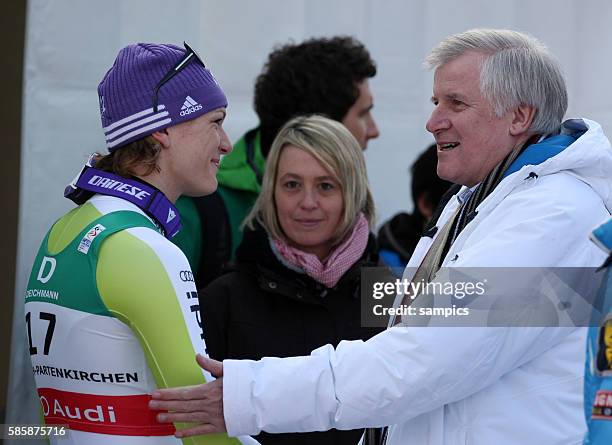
{"left": 284, "top": 181, "right": 299, "bottom": 190}
{"left": 319, "top": 182, "right": 335, "bottom": 191}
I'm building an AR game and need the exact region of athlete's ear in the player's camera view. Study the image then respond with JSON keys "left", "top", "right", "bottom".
{"left": 151, "top": 129, "right": 170, "bottom": 149}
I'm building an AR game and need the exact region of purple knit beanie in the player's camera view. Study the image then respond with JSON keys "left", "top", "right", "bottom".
{"left": 98, "top": 43, "right": 227, "bottom": 151}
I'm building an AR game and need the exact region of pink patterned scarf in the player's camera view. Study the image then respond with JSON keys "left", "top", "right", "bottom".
{"left": 272, "top": 213, "right": 369, "bottom": 288}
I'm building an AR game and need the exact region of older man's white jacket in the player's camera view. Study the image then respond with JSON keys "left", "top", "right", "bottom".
{"left": 222, "top": 119, "right": 612, "bottom": 444}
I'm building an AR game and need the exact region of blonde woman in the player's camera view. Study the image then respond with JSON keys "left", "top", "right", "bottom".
{"left": 200, "top": 115, "right": 383, "bottom": 445}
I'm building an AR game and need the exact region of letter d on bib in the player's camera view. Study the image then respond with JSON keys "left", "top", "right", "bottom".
{"left": 37, "top": 257, "right": 56, "bottom": 284}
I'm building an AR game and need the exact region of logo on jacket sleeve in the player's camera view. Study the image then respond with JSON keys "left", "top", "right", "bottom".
{"left": 596, "top": 321, "right": 612, "bottom": 373}
{"left": 179, "top": 271, "right": 194, "bottom": 282}
{"left": 592, "top": 390, "right": 612, "bottom": 420}
{"left": 77, "top": 224, "right": 106, "bottom": 254}
{"left": 186, "top": 291, "right": 204, "bottom": 340}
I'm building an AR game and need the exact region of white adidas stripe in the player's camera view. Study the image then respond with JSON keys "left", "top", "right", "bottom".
{"left": 106, "top": 118, "right": 172, "bottom": 148}
{"left": 105, "top": 111, "right": 169, "bottom": 140}
{"left": 102, "top": 105, "right": 166, "bottom": 133}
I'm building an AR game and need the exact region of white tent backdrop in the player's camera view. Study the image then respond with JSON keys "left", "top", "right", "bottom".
{"left": 8, "top": 0, "right": 612, "bottom": 437}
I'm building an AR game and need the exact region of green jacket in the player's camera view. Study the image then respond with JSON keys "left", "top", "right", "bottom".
{"left": 173, "top": 128, "right": 265, "bottom": 287}
{"left": 216, "top": 127, "right": 265, "bottom": 257}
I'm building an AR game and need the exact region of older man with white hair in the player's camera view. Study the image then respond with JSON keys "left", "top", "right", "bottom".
{"left": 150, "top": 29, "right": 612, "bottom": 444}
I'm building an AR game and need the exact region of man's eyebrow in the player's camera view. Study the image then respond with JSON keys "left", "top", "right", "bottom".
{"left": 430, "top": 93, "right": 467, "bottom": 103}
{"left": 447, "top": 93, "right": 468, "bottom": 101}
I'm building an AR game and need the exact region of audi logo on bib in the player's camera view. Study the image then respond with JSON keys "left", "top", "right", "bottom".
{"left": 37, "top": 388, "right": 175, "bottom": 436}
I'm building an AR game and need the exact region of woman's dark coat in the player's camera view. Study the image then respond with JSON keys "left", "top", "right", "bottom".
{"left": 200, "top": 225, "right": 384, "bottom": 445}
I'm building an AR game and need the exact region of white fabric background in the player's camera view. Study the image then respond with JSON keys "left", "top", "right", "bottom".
{"left": 8, "top": 0, "right": 612, "bottom": 438}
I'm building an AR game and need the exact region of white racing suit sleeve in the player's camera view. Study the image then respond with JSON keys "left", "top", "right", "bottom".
{"left": 223, "top": 325, "right": 579, "bottom": 436}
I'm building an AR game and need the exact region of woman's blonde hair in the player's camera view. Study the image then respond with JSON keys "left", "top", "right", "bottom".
{"left": 245, "top": 114, "right": 375, "bottom": 244}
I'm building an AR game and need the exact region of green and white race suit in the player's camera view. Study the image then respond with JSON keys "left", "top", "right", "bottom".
{"left": 25, "top": 194, "right": 241, "bottom": 445}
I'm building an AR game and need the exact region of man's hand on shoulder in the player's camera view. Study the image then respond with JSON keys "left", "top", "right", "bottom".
{"left": 149, "top": 354, "right": 227, "bottom": 438}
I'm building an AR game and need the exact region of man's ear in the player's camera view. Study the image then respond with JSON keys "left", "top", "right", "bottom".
{"left": 151, "top": 129, "right": 170, "bottom": 148}
{"left": 509, "top": 104, "right": 536, "bottom": 136}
